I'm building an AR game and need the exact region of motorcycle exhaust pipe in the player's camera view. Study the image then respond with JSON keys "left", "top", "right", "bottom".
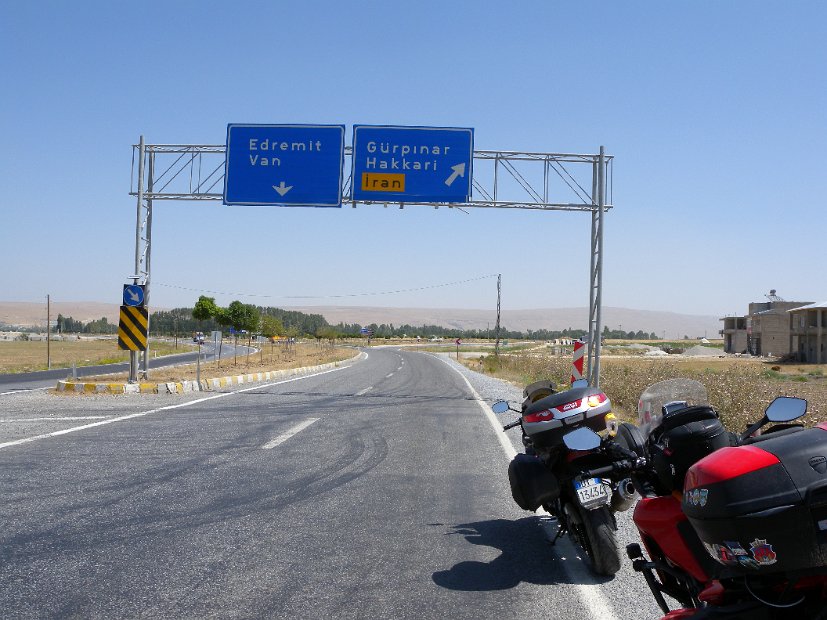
{"left": 610, "top": 478, "right": 638, "bottom": 512}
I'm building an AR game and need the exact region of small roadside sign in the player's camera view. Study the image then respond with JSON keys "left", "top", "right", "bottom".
{"left": 123, "top": 284, "right": 145, "bottom": 307}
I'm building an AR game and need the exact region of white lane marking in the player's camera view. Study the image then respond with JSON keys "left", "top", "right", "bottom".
{"left": 0, "top": 364, "right": 353, "bottom": 451}
{"left": 385, "top": 373, "right": 394, "bottom": 378}
{"left": 0, "top": 416, "right": 109, "bottom": 422}
{"left": 1, "top": 387, "right": 52, "bottom": 396}
{"left": 440, "top": 356, "right": 619, "bottom": 620}
{"left": 262, "top": 418, "right": 319, "bottom": 450}
{"left": 355, "top": 387, "right": 373, "bottom": 396}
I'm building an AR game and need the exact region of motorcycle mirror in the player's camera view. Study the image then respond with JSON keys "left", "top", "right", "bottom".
{"left": 562, "top": 427, "right": 602, "bottom": 451}
{"left": 765, "top": 396, "right": 807, "bottom": 423}
{"left": 571, "top": 379, "right": 588, "bottom": 388}
{"left": 491, "top": 401, "right": 511, "bottom": 414}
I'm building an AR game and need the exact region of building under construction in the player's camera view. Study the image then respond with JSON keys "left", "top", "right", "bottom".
{"left": 720, "top": 290, "right": 817, "bottom": 359}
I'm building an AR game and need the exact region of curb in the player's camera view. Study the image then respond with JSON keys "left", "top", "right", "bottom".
{"left": 56, "top": 352, "right": 365, "bottom": 395}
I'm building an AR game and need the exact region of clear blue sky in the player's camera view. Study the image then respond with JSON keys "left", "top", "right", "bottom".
{"left": 2, "top": 1, "right": 824, "bottom": 317}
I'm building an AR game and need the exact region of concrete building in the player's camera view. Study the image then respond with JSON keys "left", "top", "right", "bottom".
{"left": 720, "top": 315, "right": 748, "bottom": 354}
{"left": 789, "top": 301, "right": 827, "bottom": 363}
{"left": 720, "top": 291, "right": 813, "bottom": 357}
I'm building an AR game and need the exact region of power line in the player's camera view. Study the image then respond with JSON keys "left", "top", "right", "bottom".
{"left": 154, "top": 274, "right": 499, "bottom": 301}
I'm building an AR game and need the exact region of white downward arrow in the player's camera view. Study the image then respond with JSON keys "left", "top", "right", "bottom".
{"left": 273, "top": 182, "right": 293, "bottom": 196}
{"left": 128, "top": 290, "right": 140, "bottom": 302}
{"left": 444, "top": 163, "right": 466, "bottom": 187}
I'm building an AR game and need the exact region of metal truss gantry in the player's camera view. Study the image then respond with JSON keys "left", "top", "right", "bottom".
{"left": 130, "top": 139, "right": 613, "bottom": 384}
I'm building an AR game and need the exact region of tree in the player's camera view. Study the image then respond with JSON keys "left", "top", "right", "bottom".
{"left": 227, "top": 301, "right": 260, "bottom": 364}
{"left": 260, "top": 315, "right": 284, "bottom": 340}
{"left": 192, "top": 296, "right": 218, "bottom": 323}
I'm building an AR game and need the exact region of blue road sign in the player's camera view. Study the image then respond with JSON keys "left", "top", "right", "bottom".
{"left": 224, "top": 124, "right": 345, "bottom": 207}
{"left": 123, "top": 284, "right": 145, "bottom": 307}
{"left": 351, "top": 125, "right": 474, "bottom": 203}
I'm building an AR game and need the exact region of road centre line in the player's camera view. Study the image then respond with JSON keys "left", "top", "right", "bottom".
{"left": 261, "top": 418, "right": 319, "bottom": 450}
{"left": 385, "top": 373, "right": 394, "bottom": 378}
{"left": 0, "top": 365, "right": 351, "bottom": 451}
{"left": 355, "top": 387, "right": 373, "bottom": 396}
{"left": 439, "top": 356, "right": 618, "bottom": 620}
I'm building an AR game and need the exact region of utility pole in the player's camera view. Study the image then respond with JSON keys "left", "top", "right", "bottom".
{"left": 129, "top": 136, "right": 146, "bottom": 383}
{"left": 46, "top": 294, "right": 51, "bottom": 370}
{"left": 494, "top": 274, "right": 501, "bottom": 356}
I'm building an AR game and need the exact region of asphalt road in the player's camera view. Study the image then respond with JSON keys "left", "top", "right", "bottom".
{"left": 0, "top": 342, "right": 244, "bottom": 393}
{"left": 0, "top": 347, "right": 664, "bottom": 619}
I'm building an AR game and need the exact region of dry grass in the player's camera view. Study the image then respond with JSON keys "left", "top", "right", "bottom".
{"left": 0, "top": 338, "right": 196, "bottom": 373}
{"left": 466, "top": 351, "right": 827, "bottom": 432}
{"left": 80, "top": 343, "right": 355, "bottom": 383}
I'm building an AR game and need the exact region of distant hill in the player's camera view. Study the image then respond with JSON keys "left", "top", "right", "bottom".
{"left": 0, "top": 301, "right": 121, "bottom": 328}
{"left": 0, "top": 301, "right": 722, "bottom": 339}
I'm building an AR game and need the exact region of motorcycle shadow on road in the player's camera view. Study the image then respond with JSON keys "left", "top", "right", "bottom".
{"left": 432, "top": 516, "right": 608, "bottom": 591}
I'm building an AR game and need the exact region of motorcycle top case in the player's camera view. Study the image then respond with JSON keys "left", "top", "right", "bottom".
{"left": 682, "top": 426, "right": 827, "bottom": 575}
{"left": 521, "top": 386, "right": 611, "bottom": 448}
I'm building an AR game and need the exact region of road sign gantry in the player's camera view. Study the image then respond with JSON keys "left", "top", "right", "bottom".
{"left": 131, "top": 134, "right": 612, "bottom": 384}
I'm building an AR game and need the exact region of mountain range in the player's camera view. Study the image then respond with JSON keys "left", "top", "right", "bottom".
{"left": 0, "top": 301, "right": 723, "bottom": 339}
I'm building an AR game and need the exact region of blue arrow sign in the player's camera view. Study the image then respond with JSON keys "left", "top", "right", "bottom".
{"left": 351, "top": 125, "right": 474, "bottom": 203}
{"left": 123, "top": 284, "right": 145, "bottom": 307}
{"left": 224, "top": 124, "right": 345, "bottom": 207}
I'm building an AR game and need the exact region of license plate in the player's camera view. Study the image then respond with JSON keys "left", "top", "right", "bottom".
{"left": 574, "top": 477, "right": 609, "bottom": 509}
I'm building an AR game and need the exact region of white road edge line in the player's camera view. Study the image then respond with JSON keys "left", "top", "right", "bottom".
{"left": 439, "top": 356, "right": 618, "bottom": 620}
{"left": 1, "top": 387, "right": 52, "bottom": 396}
{"left": 262, "top": 418, "right": 319, "bottom": 450}
{"left": 0, "top": 416, "right": 110, "bottom": 422}
{"left": 0, "top": 363, "right": 356, "bottom": 451}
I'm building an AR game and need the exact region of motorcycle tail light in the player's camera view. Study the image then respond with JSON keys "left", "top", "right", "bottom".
{"left": 586, "top": 393, "right": 607, "bottom": 408}
{"left": 523, "top": 409, "right": 553, "bottom": 423}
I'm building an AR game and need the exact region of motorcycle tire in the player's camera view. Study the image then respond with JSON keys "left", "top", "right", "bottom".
{"left": 575, "top": 505, "right": 620, "bottom": 576}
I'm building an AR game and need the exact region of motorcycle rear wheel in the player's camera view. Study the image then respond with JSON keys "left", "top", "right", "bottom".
{"left": 575, "top": 505, "right": 620, "bottom": 576}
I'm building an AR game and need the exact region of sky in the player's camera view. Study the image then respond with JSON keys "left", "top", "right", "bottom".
{"left": 1, "top": 1, "right": 824, "bottom": 319}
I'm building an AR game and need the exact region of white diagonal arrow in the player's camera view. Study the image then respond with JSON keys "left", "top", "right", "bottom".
{"left": 273, "top": 182, "right": 293, "bottom": 196}
{"left": 444, "top": 162, "right": 466, "bottom": 187}
{"left": 128, "top": 289, "right": 141, "bottom": 303}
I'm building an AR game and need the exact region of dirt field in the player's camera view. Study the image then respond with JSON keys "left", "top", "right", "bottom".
{"left": 465, "top": 351, "right": 827, "bottom": 431}
{"left": 0, "top": 338, "right": 196, "bottom": 373}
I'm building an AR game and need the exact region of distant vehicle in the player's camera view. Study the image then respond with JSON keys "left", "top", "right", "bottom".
{"left": 193, "top": 331, "right": 205, "bottom": 344}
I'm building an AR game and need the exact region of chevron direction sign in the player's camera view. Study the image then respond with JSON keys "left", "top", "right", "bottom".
{"left": 118, "top": 305, "right": 148, "bottom": 351}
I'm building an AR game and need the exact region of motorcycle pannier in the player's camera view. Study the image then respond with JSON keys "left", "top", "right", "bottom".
{"left": 508, "top": 453, "right": 560, "bottom": 511}
{"left": 683, "top": 426, "right": 827, "bottom": 575}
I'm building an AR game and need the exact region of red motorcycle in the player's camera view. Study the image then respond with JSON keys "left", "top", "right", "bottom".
{"left": 565, "top": 378, "right": 827, "bottom": 619}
